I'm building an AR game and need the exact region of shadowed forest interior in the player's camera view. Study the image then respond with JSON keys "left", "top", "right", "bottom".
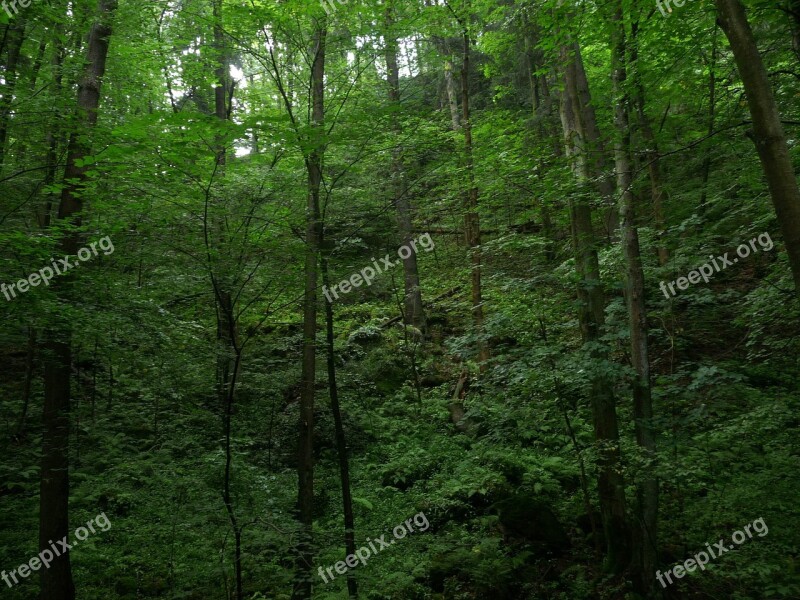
{"left": 1, "top": 0, "right": 800, "bottom": 598}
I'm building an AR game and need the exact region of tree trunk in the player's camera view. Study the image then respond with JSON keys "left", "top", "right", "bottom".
{"left": 10, "top": 33, "right": 46, "bottom": 167}
{"left": 698, "top": 29, "right": 718, "bottom": 221}
{"left": 460, "top": 28, "right": 489, "bottom": 369}
{"left": 610, "top": 6, "right": 659, "bottom": 594}
{"left": 630, "top": 21, "right": 668, "bottom": 265}
{"left": 41, "top": 3, "right": 117, "bottom": 598}
{"left": 0, "top": 18, "right": 25, "bottom": 170}
{"left": 558, "top": 40, "right": 629, "bottom": 575}
{"left": 522, "top": 19, "right": 558, "bottom": 262}
{"left": 572, "top": 43, "right": 618, "bottom": 240}
{"left": 523, "top": 27, "right": 540, "bottom": 115}
{"left": 38, "top": 41, "right": 66, "bottom": 229}
{"left": 715, "top": 0, "right": 800, "bottom": 298}
{"left": 293, "top": 23, "right": 326, "bottom": 600}
{"left": 444, "top": 57, "right": 461, "bottom": 131}
{"left": 538, "top": 317, "right": 601, "bottom": 555}
{"left": 16, "top": 326, "right": 36, "bottom": 439}
{"left": 320, "top": 253, "right": 358, "bottom": 599}
{"left": 210, "top": 3, "right": 243, "bottom": 595}
{"left": 386, "top": 6, "right": 426, "bottom": 332}
{"left": 40, "top": 338, "right": 74, "bottom": 600}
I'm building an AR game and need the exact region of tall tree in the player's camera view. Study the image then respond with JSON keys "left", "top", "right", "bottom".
{"left": 571, "top": 43, "right": 617, "bottom": 240}
{"left": 40, "top": 1, "right": 117, "bottom": 598}
{"left": 320, "top": 247, "right": 358, "bottom": 599}
{"left": 447, "top": 1, "right": 488, "bottom": 369}
{"left": 444, "top": 55, "right": 461, "bottom": 131}
{"left": 294, "top": 17, "right": 327, "bottom": 600}
{"left": 0, "top": 18, "right": 25, "bottom": 170}
{"left": 698, "top": 28, "right": 718, "bottom": 221}
{"left": 558, "top": 39, "right": 629, "bottom": 574}
{"left": 385, "top": 4, "right": 426, "bottom": 332}
{"left": 609, "top": 5, "right": 658, "bottom": 595}
{"left": 715, "top": 0, "right": 800, "bottom": 298}
{"left": 208, "top": 1, "right": 243, "bottom": 597}
{"left": 630, "top": 20, "right": 667, "bottom": 265}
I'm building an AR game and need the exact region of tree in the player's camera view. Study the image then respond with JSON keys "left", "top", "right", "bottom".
{"left": 715, "top": 0, "right": 800, "bottom": 298}
{"left": 40, "top": 1, "right": 117, "bottom": 598}
{"left": 445, "top": 0, "right": 488, "bottom": 369}
{"left": 558, "top": 38, "right": 629, "bottom": 574}
{"left": 385, "top": 3, "right": 426, "bottom": 332}
{"left": 609, "top": 3, "right": 658, "bottom": 594}
{"left": 293, "top": 17, "right": 327, "bottom": 600}
{"left": 0, "top": 18, "right": 24, "bottom": 170}
{"left": 208, "top": 1, "right": 243, "bottom": 596}
{"left": 320, "top": 244, "right": 358, "bottom": 599}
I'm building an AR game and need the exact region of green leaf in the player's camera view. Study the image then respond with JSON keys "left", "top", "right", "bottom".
{"left": 352, "top": 497, "right": 374, "bottom": 510}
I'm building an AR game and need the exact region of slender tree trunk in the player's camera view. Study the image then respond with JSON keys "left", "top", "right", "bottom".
{"left": 698, "top": 29, "right": 718, "bottom": 221}
{"left": 444, "top": 57, "right": 461, "bottom": 130}
{"left": 16, "top": 326, "right": 36, "bottom": 439}
{"left": 386, "top": 7, "right": 425, "bottom": 332}
{"left": 221, "top": 334, "right": 243, "bottom": 600}
{"left": 571, "top": 44, "right": 617, "bottom": 240}
{"left": 558, "top": 40, "right": 629, "bottom": 575}
{"left": 0, "top": 19, "right": 25, "bottom": 170}
{"left": 320, "top": 253, "right": 357, "bottom": 599}
{"left": 537, "top": 317, "right": 601, "bottom": 554}
{"left": 294, "top": 23, "right": 326, "bottom": 600}
{"left": 715, "top": 0, "right": 800, "bottom": 298}
{"left": 11, "top": 34, "right": 46, "bottom": 167}
{"left": 41, "top": 3, "right": 117, "bottom": 599}
{"left": 0, "top": 24, "right": 8, "bottom": 59}
{"left": 38, "top": 41, "right": 66, "bottom": 229}
{"left": 248, "top": 74, "right": 259, "bottom": 154}
{"left": 522, "top": 19, "right": 559, "bottom": 262}
{"left": 524, "top": 29, "right": 540, "bottom": 115}
{"left": 610, "top": 6, "right": 659, "bottom": 595}
{"left": 630, "top": 21, "right": 668, "bottom": 265}
{"left": 414, "top": 35, "right": 424, "bottom": 74}
{"left": 41, "top": 337, "right": 74, "bottom": 600}
{"left": 210, "top": 3, "right": 242, "bottom": 596}
{"left": 460, "top": 27, "right": 489, "bottom": 369}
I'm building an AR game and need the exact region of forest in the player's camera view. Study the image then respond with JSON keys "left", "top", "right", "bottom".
{"left": 1, "top": 0, "right": 799, "bottom": 598}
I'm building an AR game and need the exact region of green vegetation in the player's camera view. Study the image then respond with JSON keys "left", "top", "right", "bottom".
{"left": 1, "top": 0, "right": 799, "bottom": 598}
